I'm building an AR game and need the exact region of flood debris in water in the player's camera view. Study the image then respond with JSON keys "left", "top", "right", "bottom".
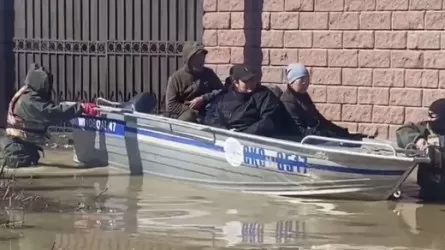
{"left": 0, "top": 161, "right": 39, "bottom": 229}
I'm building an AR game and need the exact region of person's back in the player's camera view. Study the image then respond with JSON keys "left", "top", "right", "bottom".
{"left": 202, "top": 65, "right": 300, "bottom": 139}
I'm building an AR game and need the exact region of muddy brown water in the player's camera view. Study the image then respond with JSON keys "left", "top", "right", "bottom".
{"left": 0, "top": 149, "right": 444, "bottom": 250}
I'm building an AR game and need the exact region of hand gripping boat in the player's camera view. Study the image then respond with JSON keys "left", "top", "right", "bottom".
{"left": 69, "top": 93, "right": 430, "bottom": 201}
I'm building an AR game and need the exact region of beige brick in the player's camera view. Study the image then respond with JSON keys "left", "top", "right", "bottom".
{"left": 263, "top": 0, "right": 285, "bottom": 11}
{"left": 218, "top": 30, "right": 245, "bottom": 46}
{"left": 388, "top": 125, "right": 400, "bottom": 140}
{"left": 376, "top": 0, "right": 408, "bottom": 10}
{"left": 203, "top": 13, "right": 230, "bottom": 29}
{"left": 389, "top": 88, "right": 422, "bottom": 107}
{"left": 308, "top": 85, "right": 327, "bottom": 102}
{"left": 358, "top": 124, "right": 389, "bottom": 139}
{"left": 405, "top": 70, "right": 439, "bottom": 88}
{"left": 405, "top": 108, "right": 429, "bottom": 123}
{"left": 300, "top": 13, "right": 329, "bottom": 30}
{"left": 343, "top": 31, "right": 374, "bottom": 48}
{"left": 231, "top": 48, "right": 270, "bottom": 65}
{"left": 299, "top": 49, "right": 328, "bottom": 67}
{"left": 284, "top": 31, "right": 312, "bottom": 48}
{"left": 285, "top": 0, "right": 314, "bottom": 11}
{"left": 328, "top": 50, "right": 358, "bottom": 67}
{"left": 311, "top": 68, "right": 341, "bottom": 85}
{"left": 359, "top": 50, "right": 390, "bottom": 68}
{"left": 409, "top": 0, "right": 442, "bottom": 10}
{"left": 264, "top": 13, "right": 272, "bottom": 30}
{"left": 231, "top": 13, "right": 271, "bottom": 29}
{"left": 373, "top": 69, "right": 405, "bottom": 87}
{"left": 345, "top": 0, "right": 376, "bottom": 11}
{"left": 426, "top": 11, "right": 445, "bottom": 30}
{"left": 407, "top": 31, "right": 440, "bottom": 49}
{"left": 424, "top": 51, "right": 445, "bottom": 69}
{"left": 313, "top": 31, "right": 342, "bottom": 48}
{"left": 269, "top": 49, "right": 299, "bottom": 65}
{"left": 262, "top": 66, "right": 284, "bottom": 83}
{"left": 326, "top": 86, "right": 357, "bottom": 104}
{"left": 372, "top": 106, "right": 405, "bottom": 124}
{"left": 440, "top": 70, "right": 445, "bottom": 88}
{"left": 360, "top": 12, "right": 391, "bottom": 30}
{"left": 206, "top": 48, "right": 231, "bottom": 64}
{"left": 342, "top": 105, "right": 372, "bottom": 122}
{"left": 342, "top": 68, "right": 372, "bottom": 86}
{"left": 317, "top": 104, "right": 342, "bottom": 121}
{"left": 309, "top": 102, "right": 330, "bottom": 117}
{"left": 391, "top": 51, "right": 424, "bottom": 69}
{"left": 375, "top": 31, "right": 407, "bottom": 49}
{"left": 357, "top": 87, "right": 389, "bottom": 105}
{"left": 315, "top": 0, "right": 344, "bottom": 11}
{"left": 203, "top": 0, "right": 217, "bottom": 11}
{"left": 261, "top": 31, "right": 284, "bottom": 48}
{"left": 392, "top": 11, "right": 425, "bottom": 30}
{"left": 271, "top": 13, "right": 299, "bottom": 29}
{"left": 329, "top": 12, "right": 359, "bottom": 30}
{"left": 217, "top": 0, "right": 244, "bottom": 11}
{"left": 422, "top": 89, "right": 445, "bottom": 107}
{"left": 442, "top": 32, "right": 445, "bottom": 49}
{"left": 203, "top": 30, "right": 217, "bottom": 46}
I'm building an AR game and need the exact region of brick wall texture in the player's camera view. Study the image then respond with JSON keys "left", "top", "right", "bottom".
{"left": 202, "top": 0, "right": 445, "bottom": 139}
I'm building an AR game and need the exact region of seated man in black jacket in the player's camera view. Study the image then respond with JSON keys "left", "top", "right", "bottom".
{"left": 202, "top": 65, "right": 300, "bottom": 139}
{"left": 280, "top": 63, "right": 373, "bottom": 140}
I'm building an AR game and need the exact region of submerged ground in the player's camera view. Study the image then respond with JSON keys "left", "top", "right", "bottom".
{"left": 0, "top": 131, "right": 443, "bottom": 250}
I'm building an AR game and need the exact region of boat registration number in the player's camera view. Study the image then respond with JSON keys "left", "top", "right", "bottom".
{"left": 79, "top": 118, "right": 118, "bottom": 133}
{"left": 243, "top": 145, "right": 308, "bottom": 174}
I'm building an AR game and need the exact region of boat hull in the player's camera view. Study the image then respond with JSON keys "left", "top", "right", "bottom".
{"left": 70, "top": 113, "right": 422, "bottom": 201}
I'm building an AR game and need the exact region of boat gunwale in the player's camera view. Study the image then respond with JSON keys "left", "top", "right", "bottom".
{"left": 81, "top": 109, "right": 430, "bottom": 164}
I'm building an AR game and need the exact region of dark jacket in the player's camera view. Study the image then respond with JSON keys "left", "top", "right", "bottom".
{"left": 280, "top": 87, "right": 351, "bottom": 139}
{"left": 6, "top": 63, "right": 83, "bottom": 142}
{"left": 165, "top": 42, "right": 223, "bottom": 119}
{"left": 202, "top": 85, "right": 301, "bottom": 138}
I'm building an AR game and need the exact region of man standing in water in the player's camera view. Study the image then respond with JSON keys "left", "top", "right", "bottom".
{"left": 165, "top": 41, "right": 223, "bottom": 122}
{"left": 396, "top": 98, "right": 445, "bottom": 201}
{"left": 1, "top": 63, "right": 98, "bottom": 168}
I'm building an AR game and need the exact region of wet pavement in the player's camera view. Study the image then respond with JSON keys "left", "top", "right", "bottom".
{"left": 0, "top": 150, "right": 444, "bottom": 249}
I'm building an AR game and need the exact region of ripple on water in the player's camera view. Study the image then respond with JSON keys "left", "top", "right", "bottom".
{"left": 2, "top": 175, "right": 444, "bottom": 250}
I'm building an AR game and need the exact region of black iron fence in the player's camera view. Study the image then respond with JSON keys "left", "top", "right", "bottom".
{"left": 6, "top": 0, "right": 203, "bottom": 114}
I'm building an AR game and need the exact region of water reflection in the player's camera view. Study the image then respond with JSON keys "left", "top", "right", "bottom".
{"left": 1, "top": 174, "right": 445, "bottom": 249}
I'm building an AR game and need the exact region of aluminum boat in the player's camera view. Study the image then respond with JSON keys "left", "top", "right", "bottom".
{"left": 69, "top": 93, "right": 430, "bottom": 201}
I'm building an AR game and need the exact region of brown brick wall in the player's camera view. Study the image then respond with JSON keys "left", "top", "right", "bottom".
{"left": 203, "top": 0, "right": 445, "bottom": 139}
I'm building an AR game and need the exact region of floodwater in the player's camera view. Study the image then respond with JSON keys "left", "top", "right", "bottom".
{"left": 0, "top": 149, "right": 444, "bottom": 250}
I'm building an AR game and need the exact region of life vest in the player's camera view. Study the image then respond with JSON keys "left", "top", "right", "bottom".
{"left": 6, "top": 85, "right": 48, "bottom": 142}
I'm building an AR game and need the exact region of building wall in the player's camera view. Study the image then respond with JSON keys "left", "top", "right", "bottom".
{"left": 202, "top": 0, "right": 445, "bottom": 139}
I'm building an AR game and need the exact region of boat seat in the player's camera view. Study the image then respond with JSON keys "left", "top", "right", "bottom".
{"left": 121, "top": 92, "right": 157, "bottom": 114}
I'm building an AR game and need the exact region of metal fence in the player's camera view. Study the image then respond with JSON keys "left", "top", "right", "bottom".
{"left": 10, "top": 0, "right": 203, "bottom": 113}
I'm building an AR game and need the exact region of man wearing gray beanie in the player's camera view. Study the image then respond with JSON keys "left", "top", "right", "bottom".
{"left": 280, "top": 63, "right": 372, "bottom": 140}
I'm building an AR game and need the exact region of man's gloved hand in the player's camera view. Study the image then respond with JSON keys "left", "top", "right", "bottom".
{"left": 81, "top": 103, "right": 99, "bottom": 116}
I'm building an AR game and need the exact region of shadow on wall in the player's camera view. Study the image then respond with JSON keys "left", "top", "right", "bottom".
{"left": 0, "top": 0, "right": 15, "bottom": 127}
{"left": 243, "top": 0, "right": 263, "bottom": 80}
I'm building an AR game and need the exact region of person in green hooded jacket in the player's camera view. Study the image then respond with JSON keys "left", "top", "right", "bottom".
{"left": 165, "top": 41, "right": 224, "bottom": 122}
{"left": 396, "top": 98, "right": 445, "bottom": 201}
{"left": 1, "top": 63, "right": 98, "bottom": 168}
